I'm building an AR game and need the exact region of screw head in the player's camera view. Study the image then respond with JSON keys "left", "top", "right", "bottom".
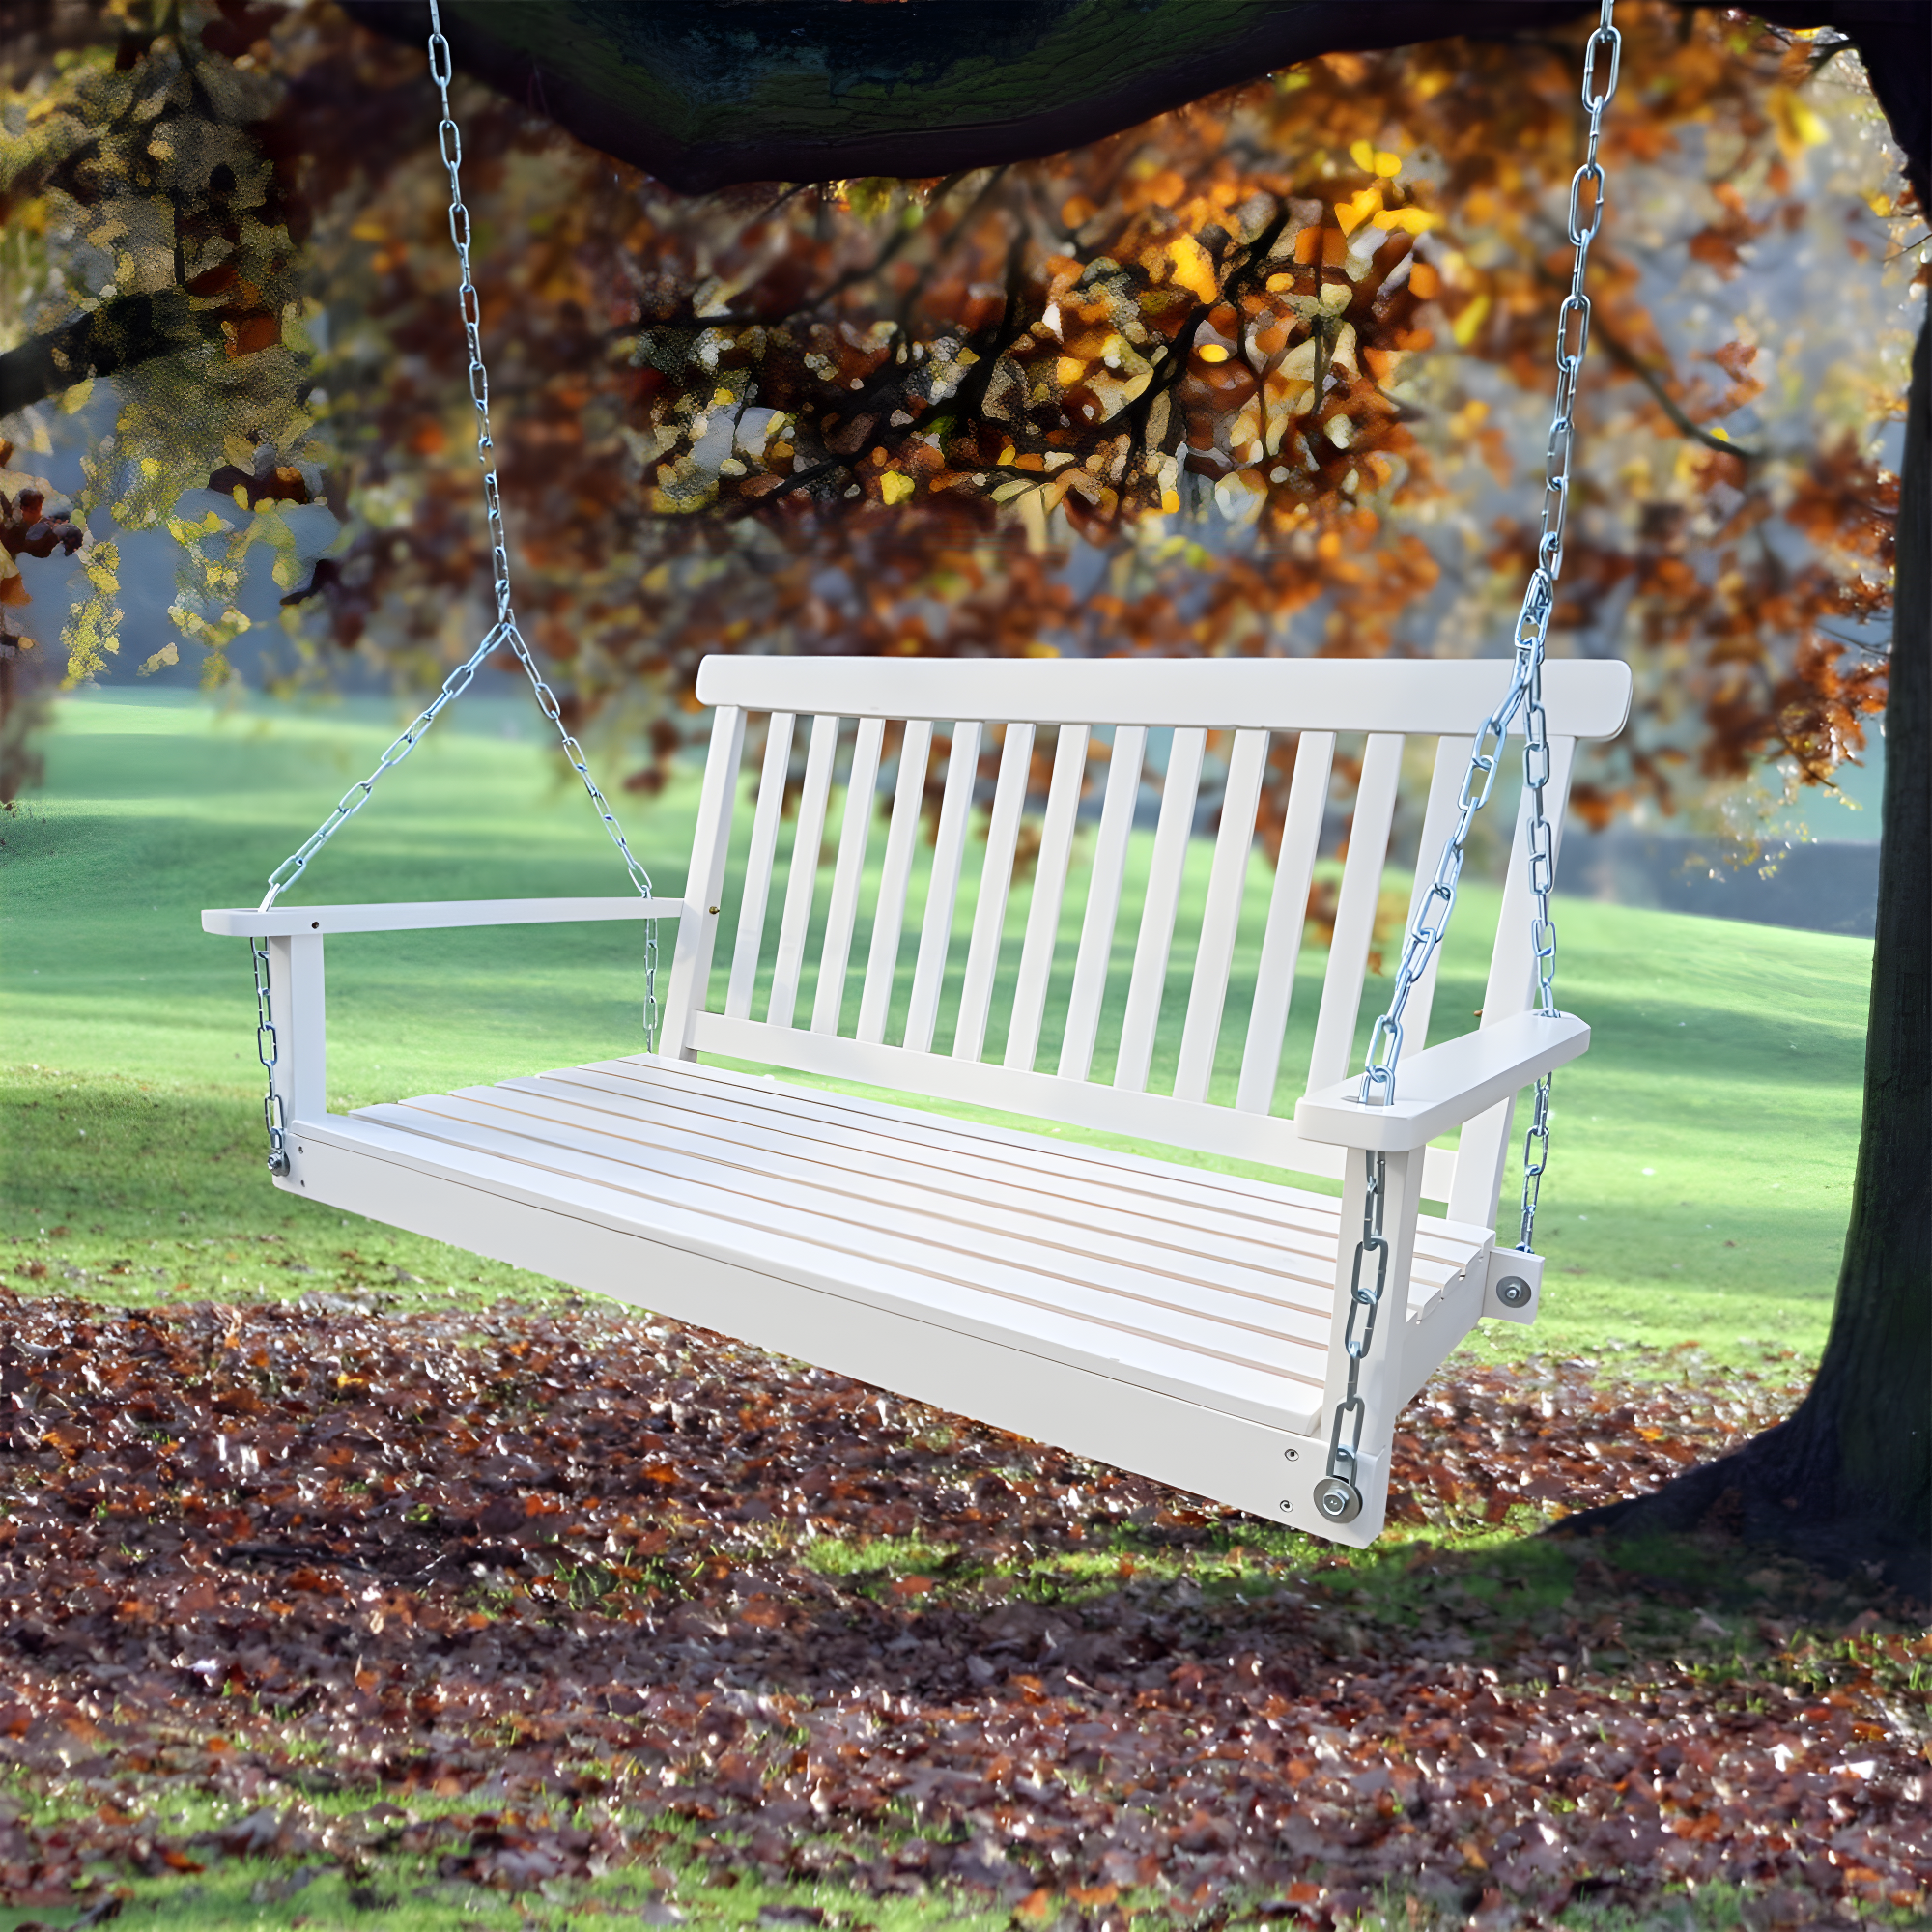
{"left": 1495, "top": 1274, "right": 1533, "bottom": 1309}
{"left": 1312, "top": 1476, "right": 1363, "bottom": 1523}
{"left": 1278, "top": 1499, "right": 1293, "bottom": 1513}
{"left": 1283, "top": 1446, "right": 1299, "bottom": 1462}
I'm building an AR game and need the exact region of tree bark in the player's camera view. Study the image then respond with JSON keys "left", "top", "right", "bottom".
{"left": 1559, "top": 319, "right": 1930, "bottom": 1600}
{"left": 336, "top": 2, "right": 1926, "bottom": 200}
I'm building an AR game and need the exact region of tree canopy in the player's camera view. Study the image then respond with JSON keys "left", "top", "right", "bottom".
{"left": 0, "top": 1, "right": 1917, "bottom": 849}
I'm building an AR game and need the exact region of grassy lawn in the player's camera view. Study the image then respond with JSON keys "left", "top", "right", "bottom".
{"left": 3, "top": 688, "right": 1872, "bottom": 1369}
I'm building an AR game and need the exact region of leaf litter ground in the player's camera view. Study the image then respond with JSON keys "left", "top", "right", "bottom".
{"left": 0, "top": 1292, "right": 1925, "bottom": 1931}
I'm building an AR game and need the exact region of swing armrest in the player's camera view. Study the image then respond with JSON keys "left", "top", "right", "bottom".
{"left": 202, "top": 897, "right": 687, "bottom": 938}
{"left": 1293, "top": 1010, "right": 1590, "bottom": 1153}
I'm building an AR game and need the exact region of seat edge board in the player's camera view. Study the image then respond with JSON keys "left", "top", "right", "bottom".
{"left": 274, "top": 1126, "right": 1349, "bottom": 1529}
{"left": 285, "top": 1113, "right": 1326, "bottom": 1433}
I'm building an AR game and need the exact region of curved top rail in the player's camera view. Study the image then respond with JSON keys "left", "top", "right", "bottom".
{"left": 693, "top": 655, "right": 1634, "bottom": 740}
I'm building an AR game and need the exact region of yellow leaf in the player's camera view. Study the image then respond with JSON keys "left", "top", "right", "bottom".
{"left": 1768, "top": 86, "right": 1828, "bottom": 156}
{"left": 1166, "top": 234, "right": 1218, "bottom": 304}
{"left": 1451, "top": 292, "right": 1492, "bottom": 348}
{"left": 1373, "top": 207, "right": 1439, "bottom": 235}
{"left": 1374, "top": 149, "right": 1403, "bottom": 179}
{"left": 1349, "top": 138, "right": 1377, "bottom": 172}
{"left": 1333, "top": 187, "right": 1382, "bottom": 237}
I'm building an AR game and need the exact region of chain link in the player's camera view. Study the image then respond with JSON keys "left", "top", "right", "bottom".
{"left": 1321, "top": 1, "right": 1619, "bottom": 1517}
{"left": 246, "top": 0, "right": 661, "bottom": 1172}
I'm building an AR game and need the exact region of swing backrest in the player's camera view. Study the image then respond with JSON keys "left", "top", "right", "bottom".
{"left": 661, "top": 656, "right": 1632, "bottom": 1223}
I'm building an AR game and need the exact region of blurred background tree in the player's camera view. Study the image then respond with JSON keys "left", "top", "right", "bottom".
{"left": 0, "top": 0, "right": 1914, "bottom": 835}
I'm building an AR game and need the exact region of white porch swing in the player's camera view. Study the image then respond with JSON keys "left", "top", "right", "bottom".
{"left": 203, "top": 2, "right": 1632, "bottom": 1547}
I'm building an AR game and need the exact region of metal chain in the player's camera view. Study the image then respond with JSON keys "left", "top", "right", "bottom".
{"left": 1319, "top": 2, "right": 1619, "bottom": 1520}
{"left": 246, "top": 0, "right": 662, "bottom": 1169}
{"left": 1313, "top": 1149, "right": 1388, "bottom": 1524}
{"left": 251, "top": 937, "right": 291, "bottom": 1176}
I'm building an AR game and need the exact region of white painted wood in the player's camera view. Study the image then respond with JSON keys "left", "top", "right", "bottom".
{"left": 1174, "top": 729, "right": 1267, "bottom": 1104}
{"left": 857, "top": 719, "right": 932, "bottom": 1045}
{"left": 512, "top": 1069, "right": 1351, "bottom": 1303}
{"left": 767, "top": 713, "right": 839, "bottom": 1032}
{"left": 904, "top": 722, "right": 982, "bottom": 1054}
{"left": 578, "top": 1057, "right": 1484, "bottom": 1275}
{"left": 1306, "top": 732, "right": 1405, "bottom": 1093}
{"left": 1236, "top": 729, "right": 1334, "bottom": 1117}
{"left": 270, "top": 1122, "right": 1351, "bottom": 1532}
{"left": 1006, "top": 723, "right": 1089, "bottom": 1072}
{"left": 954, "top": 723, "right": 1036, "bottom": 1063}
{"left": 812, "top": 715, "right": 885, "bottom": 1035}
{"left": 1295, "top": 1010, "right": 1591, "bottom": 1151}
{"left": 696, "top": 655, "right": 1634, "bottom": 740}
{"left": 383, "top": 1089, "right": 1331, "bottom": 1378}
{"left": 1057, "top": 725, "right": 1147, "bottom": 1081}
{"left": 724, "top": 712, "right": 795, "bottom": 1023}
{"left": 204, "top": 897, "right": 688, "bottom": 938}
{"left": 312, "top": 1104, "right": 1322, "bottom": 1426}
{"left": 662, "top": 704, "right": 746, "bottom": 1058}
{"left": 1399, "top": 1259, "right": 1485, "bottom": 1406}
{"left": 688, "top": 1009, "right": 1460, "bottom": 1199}
{"left": 1447, "top": 735, "right": 1577, "bottom": 1228}
{"left": 267, "top": 934, "right": 327, "bottom": 1129}
{"left": 1115, "top": 726, "right": 1206, "bottom": 1094}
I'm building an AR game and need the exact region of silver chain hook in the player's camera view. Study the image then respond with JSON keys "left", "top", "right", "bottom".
{"left": 244, "top": 1, "right": 663, "bottom": 1171}
{"left": 1320, "top": 1, "right": 1619, "bottom": 1520}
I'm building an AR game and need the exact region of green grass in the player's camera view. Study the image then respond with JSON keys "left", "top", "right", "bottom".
{"left": 2, "top": 688, "right": 1875, "bottom": 1368}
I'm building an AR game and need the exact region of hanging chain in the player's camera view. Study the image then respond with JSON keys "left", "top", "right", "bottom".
{"left": 251, "top": 937, "right": 291, "bottom": 1176}
{"left": 1313, "top": 1149, "right": 1388, "bottom": 1524}
{"left": 1318, "top": 3, "right": 1619, "bottom": 1520}
{"left": 247, "top": 0, "right": 663, "bottom": 1170}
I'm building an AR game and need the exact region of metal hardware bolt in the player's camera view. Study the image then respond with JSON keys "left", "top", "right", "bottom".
{"left": 1313, "top": 1477, "right": 1363, "bottom": 1524}
{"left": 1283, "top": 1446, "right": 1299, "bottom": 1462}
{"left": 1279, "top": 1499, "right": 1293, "bottom": 1513}
{"left": 709, "top": 905, "right": 720, "bottom": 915}
{"left": 1495, "top": 1275, "right": 1533, "bottom": 1309}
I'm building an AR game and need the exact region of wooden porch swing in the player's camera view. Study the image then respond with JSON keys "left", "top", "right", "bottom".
{"left": 204, "top": 2, "right": 1632, "bottom": 1547}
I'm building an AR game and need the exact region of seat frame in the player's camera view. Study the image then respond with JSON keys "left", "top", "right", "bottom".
{"left": 205, "top": 654, "right": 1630, "bottom": 1546}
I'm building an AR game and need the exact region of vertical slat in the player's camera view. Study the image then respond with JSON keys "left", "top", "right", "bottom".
{"left": 1448, "top": 734, "right": 1577, "bottom": 1225}
{"left": 1304, "top": 731, "right": 1405, "bottom": 1093}
{"left": 1394, "top": 734, "right": 1475, "bottom": 1062}
{"left": 1005, "top": 724, "right": 1090, "bottom": 1071}
{"left": 811, "top": 715, "right": 886, "bottom": 1035}
{"left": 724, "top": 711, "right": 794, "bottom": 1022}
{"left": 953, "top": 723, "right": 1036, "bottom": 1062}
{"left": 1114, "top": 726, "right": 1207, "bottom": 1094}
{"left": 1057, "top": 724, "right": 1148, "bottom": 1081}
{"left": 766, "top": 713, "right": 840, "bottom": 1032}
{"left": 663, "top": 703, "right": 747, "bottom": 1055}
{"left": 903, "top": 720, "right": 982, "bottom": 1053}
{"left": 856, "top": 719, "right": 932, "bottom": 1045}
{"left": 1172, "top": 728, "right": 1268, "bottom": 1104}
{"left": 1235, "top": 729, "right": 1335, "bottom": 1114}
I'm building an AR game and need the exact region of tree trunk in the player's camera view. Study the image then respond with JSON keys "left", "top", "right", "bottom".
{"left": 1560, "top": 319, "right": 1931, "bottom": 1600}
